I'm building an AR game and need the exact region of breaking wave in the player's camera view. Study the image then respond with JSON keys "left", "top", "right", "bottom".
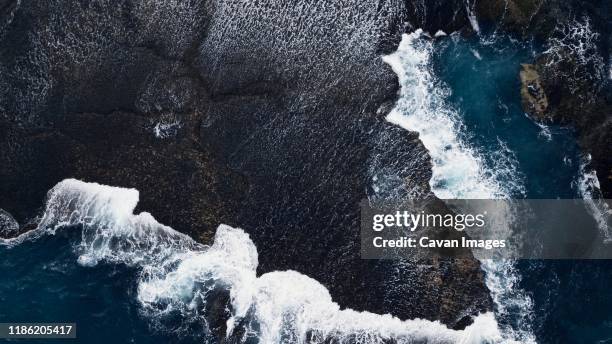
{"left": 464, "top": 0, "right": 480, "bottom": 34}
{"left": 383, "top": 30, "right": 535, "bottom": 343}
{"left": 575, "top": 155, "right": 612, "bottom": 242}
{"left": 383, "top": 31, "right": 522, "bottom": 200}
{"left": 1, "top": 179, "right": 504, "bottom": 343}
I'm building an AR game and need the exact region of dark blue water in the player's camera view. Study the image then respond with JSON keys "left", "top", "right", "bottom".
{"left": 0, "top": 229, "right": 190, "bottom": 344}
{"left": 433, "top": 33, "right": 612, "bottom": 343}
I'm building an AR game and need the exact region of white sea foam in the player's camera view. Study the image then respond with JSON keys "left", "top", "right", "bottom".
{"left": 383, "top": 31, "right": 535, "bottom": 343}
{"left": 0, "top": 209, "right": 19, "bottom": 237}
{"left": 575, "top": 155, "right": 611, "bottom": 242}
{"left": 464, "top": 0, "right": 480, "bottom": 34}
{"left": 542, "top": 17, "right": 606, "bottom": 95}
{"left": 3, "top": 179, "right": 506, "bottom": 343}
{"left": 36, "top": 179, "right": 200, "bottom": 267}
{"left": 153, "top": 116, "right": 182, "bottom": 139}
{"left": 470, "top": 48, "right": 482, "bottom": 60}
{"left": 522, "top": 112, "right": 552, "bottom": 142}
{"left": 535, "top": 123, "right": 551, "bottom": 141}
{"left": 382, "top": 30, "right": 518, "bottom": 200}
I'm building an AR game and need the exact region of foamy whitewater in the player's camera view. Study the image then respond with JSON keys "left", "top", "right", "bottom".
{"left": 1, "top": 179, "right": 503, "bottom": 343}
{"left": 383, "top": 30, "right": 535, "bottom": 343}
{"left": 575, "top": 155, "right": 612, "bottom": 242}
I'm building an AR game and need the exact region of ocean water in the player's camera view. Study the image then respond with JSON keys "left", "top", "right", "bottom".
{"left": 0, "top": 29, "right": 610, "bottom": 344}
{"left": 0, "top": 231, "right": 180, "bottom": 344}
{"left": 428, "top": 31, "right": 612, "bottom": 343}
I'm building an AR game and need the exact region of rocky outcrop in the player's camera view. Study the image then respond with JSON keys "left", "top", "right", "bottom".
{"left": 533, "top": 53, "right": 612, "bottom": 197}
{"left": 532, "top": 10, "right": 611, "bottom": 196}
{"left": 519, "top": 63, "right": 549, "bottom": 121}
{"left": 404, "top": 0, "right": 473, "bottom": 34}
{"left": 0, "top": 0, "right": 491, "bottom": 330}
{"left": 475, "top": 0, "right": 546, "bottom": 35}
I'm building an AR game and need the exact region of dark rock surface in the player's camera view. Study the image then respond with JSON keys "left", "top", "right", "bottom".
{"left": 0, "top": 0, "right": 492, "bottom": 330}
{"left": 404, "top": 0, "right": 473, "bottom": 34}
